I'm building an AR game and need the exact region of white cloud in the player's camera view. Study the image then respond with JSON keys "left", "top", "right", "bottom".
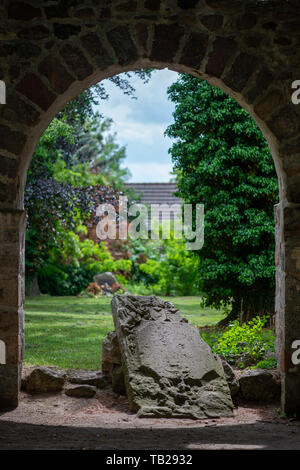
{"left": 114, "top": 120, "right": 168, "bottom": 145}
{"left": 125, "top": 162, "right": 173, "bottom": 182}
{"left": 95, "top": 68, "right": 179, "bottom": 180}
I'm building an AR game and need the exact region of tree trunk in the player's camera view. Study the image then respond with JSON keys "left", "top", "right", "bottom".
{"left": 217, "top": 296, "right": 241, "bottom": 327}
{"left": 27, "top": 274, "right": 41, "bottom": 297}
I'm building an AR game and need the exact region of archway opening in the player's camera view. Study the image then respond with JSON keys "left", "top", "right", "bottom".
{"left": 22, "top": 65, "right": 278, "bottom": 414}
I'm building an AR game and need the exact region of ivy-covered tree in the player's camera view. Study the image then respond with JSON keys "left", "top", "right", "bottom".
{"left": 165, "top": 75, "right": 278, "bottom": 322}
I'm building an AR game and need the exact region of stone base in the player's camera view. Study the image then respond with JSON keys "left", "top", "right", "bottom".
{"left": 0, "top": 364, "right": 21, "bottom": 409}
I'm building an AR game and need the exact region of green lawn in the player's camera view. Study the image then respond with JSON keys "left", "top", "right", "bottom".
{"left": 24, "top": 295, "right": 226, "bottom": 370}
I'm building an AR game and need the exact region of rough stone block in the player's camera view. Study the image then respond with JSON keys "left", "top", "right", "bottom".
{"left": 224, "top": 53, "right": 258, "bottom": 92}
{"left": 0, "top": 124, "right": 26, "bottom": 155}
{"left": 45, "top": 5, "right": 69, "bottom": 19}
{"left": 3, "top": 334, "right": 22, "bottom": 364}
{"left": 200, "top": 15, "right": 223, "bottom": 31}
{"left": 16, "top": 73, "right": 56, "bottom": 111}
{"left": 81, "top": 33, "right": 112, "bottom": 68}
{"left": 65, "top": 385, "right": 96, "bottom": 398}
{"left": 144, "top": 0, "right": 160, "bottom": 10}
{"left": 178, "top": 0, "right": 200, "bottom": 9}
{"left": 68, "top": 370, "right": 107, "bottom": 388}
{"left": 180, "top": 32, "right": 208, "bottom": 68}
{"left": 0, "top": 310, "right": 21, "bottom": 337}
{"left": 0, "top": 278, "right": 19, "bottom": 308}
{"left": 107, "top": 26, "right": 138, "bottom": 66}
{"left": 268, "top": 105, "right": 300, "bottom": 140}
{"left": 18, "top": 25, "right": 50, "bottom": 40}
{"left": 135, "top": 23, "right": 148, "bottom": 54}
{"left": 254, "top": 90, "right": 283, "bottom": 120}
{"left": 60, "top": 44, "right": 93, "bottom": 81}
{"left": 0, "top": 364, "right": 20, "bottom": 409}
{"left": 74, "top": 8, "right": 96, "bottom": 19}
{"left": 23, "top": 367, "right": 65, "bottom": 393}
{"left": 150, "top": 25, "right": 184, "bottom": 63}
{"left": 239, "top": 369, "right": 280, "bottom": 402}
{"left": 8, "top": 2, "right": 41, "bottom": 20}
{"left": 2, "top": 94, "right": 41, "bottom": 127}
{"left": 53, "top": 23, "right": 81, "bottom": 40}
{"left": 39, "top": 56, "right": 74, "bottom": 93}
{"left": 111, "top": 294, "right": 233, "bottom": 419}
{"left": 206, "top": 37, "right": 236, "bottom": 78}
{"left": 102, "top": 330, "right": 122, "bottom": 366}
{"left": 205, "top": 0, "right": 241, "bottom": 12}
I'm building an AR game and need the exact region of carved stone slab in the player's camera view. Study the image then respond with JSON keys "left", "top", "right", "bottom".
{"left": 111, "top": 294, "right": 233, "bottom": 419}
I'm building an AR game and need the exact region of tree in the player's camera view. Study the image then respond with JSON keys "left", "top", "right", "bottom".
{"left": 64, "top": 114, "right": 131, "bottom": 187}
{"left": 165, "top": 75, "right": 278, "bottom": 322}
{"left": 25, "top": 70, "right": 153, "bottom": 291}
{"left": 55, "top": 70, "right": 153, "bottom": 168}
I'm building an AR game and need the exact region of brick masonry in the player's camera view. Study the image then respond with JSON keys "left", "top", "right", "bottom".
{"left": 0, "top": 0, "right": 299, "bottom": 414}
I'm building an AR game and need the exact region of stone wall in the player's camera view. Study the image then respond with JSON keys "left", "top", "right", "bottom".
{"left": 0, "top": 0, "right": 300, "bottom": 413}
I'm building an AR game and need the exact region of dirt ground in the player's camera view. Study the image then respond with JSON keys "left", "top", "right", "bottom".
{"left": 0, "top": 384, "right": 300, "bottom": 450}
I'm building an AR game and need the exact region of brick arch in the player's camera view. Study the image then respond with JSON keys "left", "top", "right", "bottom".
{"left": 0, "top": 0, "right": 300, "bottom": 415}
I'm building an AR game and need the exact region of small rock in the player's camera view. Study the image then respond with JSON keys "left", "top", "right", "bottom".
{"left": 67, "top": 370, "right": 108, "bottom": 389}
{"left": 94, "top": 272, "right": 117, "bottom": 291}
{"left": 102, "top": 330, "right": 122, "bottom": 379}
{"left": 23, "top": 367, "right": 65, "bottom": 394}
{"left": 102, "top": 331, "right": 121, "bottom": 365}
{"left": 239, "top": 368, "right": 280, "bottom": 402}
{"left": 65, "top": 385, "right": 97, "bottom": 398}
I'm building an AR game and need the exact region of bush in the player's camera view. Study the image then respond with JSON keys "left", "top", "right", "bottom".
{"left": 38, "top": 264, "right": 91, "bottom": 296}
{"left": 130, "top": 230, "right": 200, "bottom": 296}
{"left": 125, "top": 282, "right": 155, "bottom": 296}
{"left": 209, "top": 315, "right": 275, "bottom": 366}
{"left": 253, "top": 357, "right": 277, "bottom": 370}
{"left": 38, "top": 264, "right": 70, "bottom": 296}
{"left": 38, "top": 228, "right": 132, "bottom": 296}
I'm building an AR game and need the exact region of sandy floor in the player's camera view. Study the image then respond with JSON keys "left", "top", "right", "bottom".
{"left": 0, "top": 386, "right": 300, "bottom": 450}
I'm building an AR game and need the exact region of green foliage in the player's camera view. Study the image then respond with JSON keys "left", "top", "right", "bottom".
{"left": 210, "top": 316, "right": 275, "bottom": 365}
{"left": 25, "top": 114, "right": 130, "bottom": 286}
{"left": 27, "top": 118, "right": 75, "bottom": 181}
{"left": 26, "top": 71, "right": 153, "bottom": 283}
{"left": 38, "top": 264, "right": 90, "bottom": 297}
{"left": 166, "top": 75, "right": 278, "bottom": 318}
{"left": 128, "top": 229, "right": 200, "bottom": 296}
{"left": 253, "top": 357, "right": 277, "bottom": 369}
{"left": 37, "top": 229, "right": 132, "bottom": 296}
{"left": 53, "top": 159, "right": 107, "bottom": 187}
{"left": 54, "top": 115, "right": 131, "bottom": 187}
{"left": 125, "top": 281, "right": 156, "bottom": 296}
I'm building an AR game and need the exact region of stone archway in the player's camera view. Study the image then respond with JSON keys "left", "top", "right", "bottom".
{"left": 0, "top": 0, "right": 300, "bottom": 415}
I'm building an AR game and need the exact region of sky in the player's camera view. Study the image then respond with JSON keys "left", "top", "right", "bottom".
{"left": 95, "top": 68, "right": 179, "bottom": 182}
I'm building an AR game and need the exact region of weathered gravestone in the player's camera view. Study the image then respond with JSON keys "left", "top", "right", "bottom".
{"left": 111, "top": 294, "right": 233, "bottom": 419}
{"left": 94, "top": 272, "right": 117, "bottom": 292}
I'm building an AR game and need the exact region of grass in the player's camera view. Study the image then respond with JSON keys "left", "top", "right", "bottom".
{"left": 24, "top": 295, "right": 226, "bottom": 370}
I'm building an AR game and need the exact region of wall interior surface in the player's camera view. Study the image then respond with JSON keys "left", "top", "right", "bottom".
{"left": 0, "top": 0, "right": 300, "bottom": 414}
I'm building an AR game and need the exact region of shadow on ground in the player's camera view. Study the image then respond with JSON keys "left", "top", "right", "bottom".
{"left": 0, "top": 418, "right": 299, "bottom": 450}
